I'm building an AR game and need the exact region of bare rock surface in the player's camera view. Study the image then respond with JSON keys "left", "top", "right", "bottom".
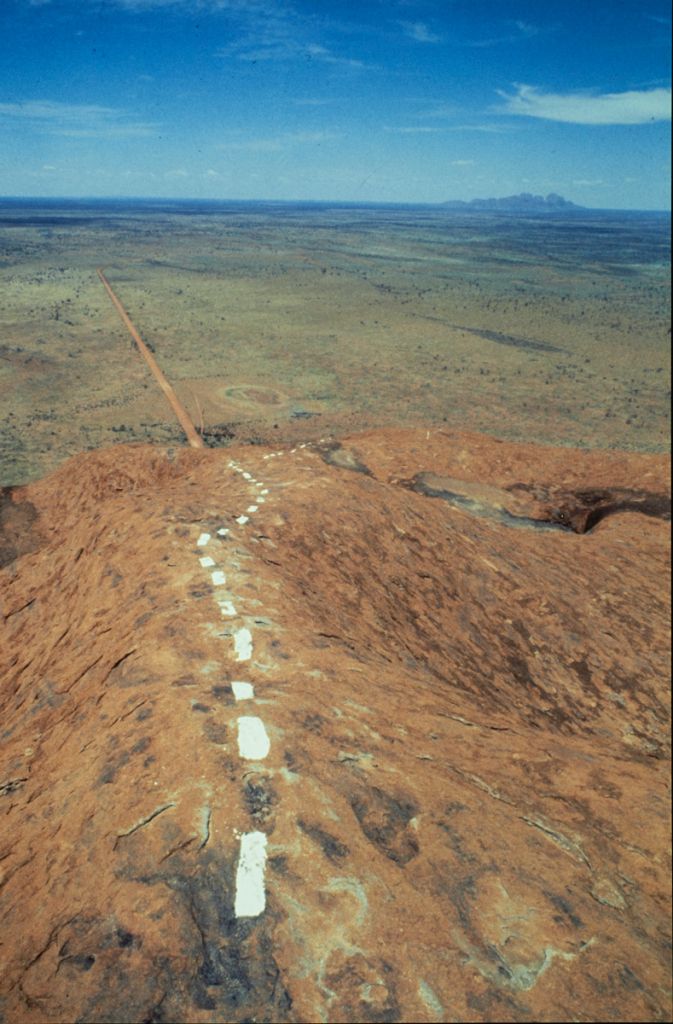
{"left": 0, "top": 428, "right": 670, "bottom": 1023}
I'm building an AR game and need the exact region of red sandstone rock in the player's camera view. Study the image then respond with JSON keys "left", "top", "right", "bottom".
{"left": 0, "top": 430, "right": 670, "bottom": 1022}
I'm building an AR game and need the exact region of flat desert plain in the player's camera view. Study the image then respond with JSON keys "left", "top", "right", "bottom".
{"left": 0, "top": 200, "right": 669, "bottom": 484}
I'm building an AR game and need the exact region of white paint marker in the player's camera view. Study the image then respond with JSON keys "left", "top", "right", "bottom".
{"left": 217, "top": 528, "right": 229, "bottom": 536}
{"left": 200, "top": 556, "right": 215, "bottom": 568}
{"left": 211, "top": 570, "right": 227, "bottom": 586}
{"left": 218, "top": 600, "right": 237, "bottom": 617}
{"left": 260, "top": 489, "right": 269, "bottom": 495}
{"left": 246, "top": 505, "right": 258, "bottom": 513}
{"left": 235, "top": 831, "right": 267, "bottom": 918}
{"left": 234, "top": 627, "right": 253, "bottom": 661}
{"left": 231, "top": 681, "right": 255, "bottom": 701}
{"left": 236, "top": 515, "right": 249, "bottom": 525}
{"left": 237, "top": 716, "right": 270, "bottom": 760}
{"left": 242, "top": 472, "right": 252, "bottom": 480}
{"left": 197, "top": 532, "right": 211, "bottom": 547}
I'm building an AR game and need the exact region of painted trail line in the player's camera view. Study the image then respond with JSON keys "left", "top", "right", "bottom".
{"left": 188, "top": 453, "right": 288, "bottom": 919}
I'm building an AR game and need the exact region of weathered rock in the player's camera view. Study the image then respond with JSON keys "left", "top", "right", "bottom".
{"left": 0, "top": 429, "right": 670, "bottom": 1022}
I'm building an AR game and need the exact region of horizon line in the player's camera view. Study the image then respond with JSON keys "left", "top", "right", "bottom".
{"left": 0, "top": 194, "right": 670, "bottom": 214}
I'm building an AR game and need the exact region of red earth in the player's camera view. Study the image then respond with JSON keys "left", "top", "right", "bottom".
{"left": 1, "top": 428, "right": 670, "bottom": 1022}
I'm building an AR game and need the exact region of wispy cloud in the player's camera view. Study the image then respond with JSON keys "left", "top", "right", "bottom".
{"left": 220, "top": 130, "right": 340, "bottom": 152}
{"left": 293, "top": 98, "right": 335, "bottom": 107}
{"left": 398, "top": 20, "right": 442, "bottom": 44}
{"left": 498, "top": 83, "right": 672, "bottom": 125}
{"left": 384, "top": 125, "right": 443, "bottom": 134}
{"left": 449, "top": 123, "right": 515, "bottom": 133}
{"left": 419, "top": 102, "right": 459, "bottom": 119}
{"left": 417, "top": 104, "right": 515, "bottom": 134}
{"left": 304, "top": 44, "right": 369, "bottom": 68}
{"left": 0, "top": 99, "right": 158, "bottom": 137}
{"left": 29, "top": 1, "right": 372, "bottom": 70}
{"left": 468, "top": 19, "right": 543, "bottom": 48}
{"left": 220, "top": 39, "right": 371, "bottom": 67}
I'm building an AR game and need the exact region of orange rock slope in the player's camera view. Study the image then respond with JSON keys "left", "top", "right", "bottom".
{"left": 1, "top": 428, "right": 670, "bottom": 1023}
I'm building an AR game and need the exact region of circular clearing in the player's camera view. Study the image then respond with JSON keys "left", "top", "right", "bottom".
{"left": 220, "top": 385, "right": 285, "bottom": 407}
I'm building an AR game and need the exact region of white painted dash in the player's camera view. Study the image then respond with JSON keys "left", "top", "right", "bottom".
{"left": 242, "top": 472, "right": 252, "bottom": 480}
{"left": 235, "top": 831, "right": 267, "bottom": 918}
{"left": 234, "top": 627, "right": 253, "bottom": 661}
{"left": 246, "top": 505, "right": 258, "bottom": 513}
{"left": 218, "top": 600, "right": 237, "bottom": 617}
{"left": 236, "top": 515, "right": 249, "bottom": 526}
{"left": 200, "top": 555, "right": 215, "bottom": 568}
{"left": 260, "top": 489, "right": 269, "bottom": 495}
{"left": 231, "top": 681, "right": 255, "bottom": 701}
{"left": 211, "top": 570, "right": 227, "bottom": 586}
{"left": 237, "top": 716, "right": 270, "bottom": 760}
{"left": 217, "top": 528, "right": 229, "bottom": 536}
{"left": 197, "top": 532, "right": 211, "bottom": 547}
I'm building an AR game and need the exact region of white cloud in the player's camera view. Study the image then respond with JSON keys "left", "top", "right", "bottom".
{"left": 222, "top": 40, "right": 370, "bottom": 68}
{"left": 451, "top": 124, "right": 513, "bottom": 133}
{"left": 384, "top": 125, "right": 443, "bottom": 134}
{"left": 398, "top": 20, "right": 442, "bottom": 44}
{"left": 514, "top": 21, "right": 540, "bottom": 38}
{"left": 0, "top": 100, "right": 117, "bottom": 120}
{"left": 304, "top": 44, "right": 368, "bottom": 68}
{"left": 0, "top": 99, "right": 158, "bottom": 137}
{"left": 498, "top": 83, "right": 672, "bottom": 125}
{"left": 293, "top": 98, "right": 334, "bottom": 107}
{"left": 468, "top": 19, "right": 543, "bottom": 48}
{"left": 420, "top": 103, "right": 459, "bottom": 119}
{"left": 451, "top": 159, "right": 475, "bottom": 166}
{"left": 221, "top": 130, "right": 340, "bottom": 152}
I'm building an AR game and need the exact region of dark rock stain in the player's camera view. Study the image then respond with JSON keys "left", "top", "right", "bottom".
{"left": 349, "top": 786, "right": 419, "bottom": 865}
{"left": 546, "top": 891, "right": 584, "bottom": 929}
{"left": 244, "top": 774, "right": 277, "bottom": 830}
{"left": 0, "top": 486, "right": 43, "bottom": 567}
{"left": 316, "top": 442, "right": 373, "bottom": 477}
{"left": 297, "top": 818, "right": 350, "bottom": 862}
{"left": 324, "top": 953, "right": 399, "bottom": 1023}
{"left": 108, "top": 852, "right": 293, "bottom": 1022}
{"left": 202, "top": 720, "right": 228, "bottom": 745}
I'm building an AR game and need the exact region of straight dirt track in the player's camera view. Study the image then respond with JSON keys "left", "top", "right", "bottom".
{"left": 97, "top": 267, "right": 204, "bottom": 449}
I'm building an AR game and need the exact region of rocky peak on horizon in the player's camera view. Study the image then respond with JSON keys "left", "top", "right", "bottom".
{"left": 443, "top": 191, "right": 583, "bottom": 211}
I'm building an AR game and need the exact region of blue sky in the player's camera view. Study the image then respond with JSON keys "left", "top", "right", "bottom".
{"left": 0, "top": 0, "right": 670, "bottom": 207}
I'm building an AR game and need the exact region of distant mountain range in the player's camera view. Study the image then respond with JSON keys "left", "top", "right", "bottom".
{"left": 442, "top": 192, "right": 583, "bottom": 212}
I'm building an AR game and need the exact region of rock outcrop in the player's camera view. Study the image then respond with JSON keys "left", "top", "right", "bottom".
{"left": 1, "top": 429, "right": 670, "bottom": 1022}
{"left": 442, "top": 193, "right": 582, "bottom": 212}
